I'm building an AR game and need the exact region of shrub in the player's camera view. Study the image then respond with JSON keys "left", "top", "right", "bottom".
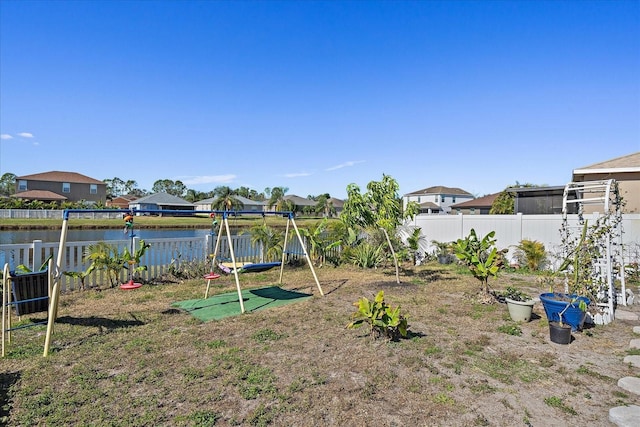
{"left": 515, "top": 239, "right": 546, "bottom": 271}
{"left": 347, "top": 290, "right": 408, "bottom": 340}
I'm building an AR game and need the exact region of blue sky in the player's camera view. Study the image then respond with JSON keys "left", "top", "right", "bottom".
{"left": 1, "top": 0, "right": 639, "bottom": 199}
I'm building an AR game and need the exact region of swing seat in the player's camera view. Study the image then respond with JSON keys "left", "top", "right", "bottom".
{"left": 3, "top": 261, "right": 53, "bottom": 357}
{"left": 217, "top": 261, "right": 281, "bottom": 274}
{"left": 5, "top": 268, "right": 50, "bottom": 316}
{"left": 239, "top": 262, "right": 281, "bottom": 273}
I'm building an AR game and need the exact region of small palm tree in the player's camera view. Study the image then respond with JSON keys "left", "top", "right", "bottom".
{"left": 211, "top": 186, "right": 243, "bottom": 211}
{"left": 244, "top": 224, "right": 283, "bottom": 262}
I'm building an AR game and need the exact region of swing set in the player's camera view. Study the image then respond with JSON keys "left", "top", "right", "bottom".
{"left": 203, "top": 210, "right": 324, "bottom": 313}
{"left": 31, "top": 208, "right": 324, "bottom": 356}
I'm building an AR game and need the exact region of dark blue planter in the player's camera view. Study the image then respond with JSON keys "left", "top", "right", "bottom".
{"left": 539, "top": 293, "right": 590, "bottom": 332}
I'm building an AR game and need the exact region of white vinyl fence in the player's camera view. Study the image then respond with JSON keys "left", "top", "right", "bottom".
{"left": 408, "top": 213, "right": 640, "bottom": 265}
{"left": 1, "top": 234, "right": 308, "bottom": 292}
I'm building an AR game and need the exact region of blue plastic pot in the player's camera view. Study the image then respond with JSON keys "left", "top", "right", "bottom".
{"left": 539, "top": 293, "right": 590, "bottom": 332}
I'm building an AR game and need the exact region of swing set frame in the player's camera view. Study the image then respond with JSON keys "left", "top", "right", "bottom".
{"left": 41, "top": 208, "right": 323, "bottom": 357}
{"left": 204, "top": 210, "right": 324, "bottom": 313}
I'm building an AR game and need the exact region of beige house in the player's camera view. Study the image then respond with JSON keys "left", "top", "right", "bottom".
{"left": 572, "top": 152, "right": 640, "bottom": 213}
{"left": 14, "top": 171, "right": 107, "bottom": 205}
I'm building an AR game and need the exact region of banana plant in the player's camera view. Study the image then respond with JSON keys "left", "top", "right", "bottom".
{"left": 454, "top": 229, "right": 506, "bottom": 296}
{"left": 347, "top": 290, "right": 408, "bottom": 340}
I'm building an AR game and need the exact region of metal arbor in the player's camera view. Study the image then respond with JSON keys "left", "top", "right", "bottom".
{"left": 561, "top": 179, "right": 626, "bottom": 324}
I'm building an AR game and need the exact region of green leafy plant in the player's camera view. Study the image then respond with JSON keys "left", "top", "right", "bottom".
{"left": 347, "top": 242, "right": 385, "bottom": 268}
{"left": 501, "top": 286, "right": 531, "bottom": 302}
{"left": 453, "top": 229, "right": 506, "bottom": 297}
{"left": 122, "top": 239, "right": 151, "bottom": 278}
{"left": 514, "top": 239, "right": 546, "bottom": 271}
{"left": 346, "top": 290, "right": 408, "bottom": 340}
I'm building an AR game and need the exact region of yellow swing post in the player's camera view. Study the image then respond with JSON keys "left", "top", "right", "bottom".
{"left": 288, "top": 214, "right": 324, "bottom": 296}
{"left": 44, "top": 213, "right": 69, "bottom": 357}
{"left": 223, "top": 213, "right": 246, "bottom": 313}
{"left": 204, "top": 214, "right": 224, "bottom": 299}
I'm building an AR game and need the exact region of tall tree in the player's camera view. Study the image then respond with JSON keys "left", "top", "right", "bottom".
{"left": 341, "top": 174, "right": 420, "bottom": 283}
{"left": 211, "top": 186, "right": 243, "bottom": 211}
{"left": 265, "top": 186, "right": 289, "bottom": 211}
{"left": 0, "top": 172, "right": 16, "bottom": 196}
{"left": 104, "top": 177, "right": 125, "bottom": 198}
{"left": 152, "top": 179, "right": 187, "bottom": 197}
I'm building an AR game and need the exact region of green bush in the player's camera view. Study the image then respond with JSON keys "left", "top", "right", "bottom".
{"left": 347, "top": 290, "right": 408, "bottom": 340}
{"left": 515, "top": 239, "right": 546, "bottom": 270}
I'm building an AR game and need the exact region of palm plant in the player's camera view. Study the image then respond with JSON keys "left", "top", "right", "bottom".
{"left": 298, "top": 218, "right": 341, "bottom": 267}
{"left": 211, "top": 186, "right": 243, "bottom": 211}
{"left": 244, "top": 223, "right": 283, "bottom": 262}
{"left": 83, "top": 241, "right": 125, "bottom": 287}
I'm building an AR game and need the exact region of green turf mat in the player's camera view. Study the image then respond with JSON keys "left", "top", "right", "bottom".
{"left": 172, "top": 286, "right": 312, "bottom": 321}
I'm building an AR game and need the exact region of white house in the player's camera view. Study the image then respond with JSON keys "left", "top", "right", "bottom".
{"left": 403, "top": 186, "right": 474, "bottom": 214}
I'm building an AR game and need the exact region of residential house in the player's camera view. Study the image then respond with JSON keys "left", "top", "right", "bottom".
{"left": 403, "top": 186, "right": 474, "bottom": 214}
{"left": 14, "top": 171, "right": 107, "bottom": 205}
{"left": 451, "top": 192, "right": 500, "bottom": 215}
{"left": 284, "top": 195, "right": 317, "bottom": 214}
{"left": 327, "top": 197, "right": 344, "bottom": 217}
{"left": 107, "top": 194, "right": 139, "bottom": 209}
{"left": 572, "top": 152, "right": 640, "bottom": 214}
{"left": 128, "top": 193, "right": 194, "bottom": 214}
{"left": 193, "top": 195, "right": 266, "bottom": 213}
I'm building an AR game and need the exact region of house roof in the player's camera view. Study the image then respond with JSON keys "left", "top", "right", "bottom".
{"left": 132, "top": 193, "right": 193, "bottom": 206}
{"left": 195, "top": 196, "right": 265, "bottom": 206}
{"left": 404, "top": 186, "right": 473, "bottom": 197}
{"left": 13, "top": 190, "right": 67, "bottom": 201}
{"left": 418, "top": 201, "right": 441, "bottom": 210}
{"left": 328, "top": 197, "right": 344, "bottom": 208}
{"left": 17, "top": 171, "right": 105, "bottom": 185}
{"left": 284, "top": 195, "right": 316, "bottom": 206}
{"left": 452, "top": 193, "right": 500, "bottom": 208}
{"left": 573, "top": 152, "right": 640, "bottom": 174}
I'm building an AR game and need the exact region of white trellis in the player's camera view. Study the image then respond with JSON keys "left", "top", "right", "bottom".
{"left": 561, "top": 179, "right": 626, "bottom": 325}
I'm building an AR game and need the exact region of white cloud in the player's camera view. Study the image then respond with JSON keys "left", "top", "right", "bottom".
{"left": 178, "top": 174, "right": 236, "bottom": 185}
{"left": 17, "top": 132, "right": 34, "bottom": 138}
{"left": 325, "top": 160, "right": 365, "bottom": 171}
{"left": 0, "top": 134, "right": 13, "bottom": 140}
{"left": 284, "top": 172, "right": 312, "bottom": 178}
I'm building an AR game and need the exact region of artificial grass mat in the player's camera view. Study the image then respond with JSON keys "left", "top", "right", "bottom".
{"left": 172, "top": 285, "right": 313, "bottom": 321}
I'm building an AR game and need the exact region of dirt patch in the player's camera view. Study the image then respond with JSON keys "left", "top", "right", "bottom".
{"left": 2, "top": 263, "right": 639, "bottom": 426}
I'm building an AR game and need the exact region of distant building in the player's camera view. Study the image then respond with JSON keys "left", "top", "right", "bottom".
{"left": 451, "top": 192, "right": 500, "bottom": 215}
{"left": 14, "top": 171, "right": 106, "bottom": 205}
{"left": 572, "top": 152, "right": 640, "bottom": 214}
{"left": 403, "top": 186, "right": 474, "bottom": 214}
{"left": 107, "top": 194, "right": 139, "bottom": 209}
{"left": 193, "top": 196, "right": 265, "bottom": 213}
{"left": 128, "top": 193, "right": 194, "bottom": 214}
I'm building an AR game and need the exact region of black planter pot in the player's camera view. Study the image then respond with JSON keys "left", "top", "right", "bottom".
{"left": 549, "top": 322, "right": 572, "bottom": 345}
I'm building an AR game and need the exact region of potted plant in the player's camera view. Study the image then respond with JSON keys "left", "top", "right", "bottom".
{"left": 431, "top": 240, "right": 452, "bottom": 264}
{"left": 539, "top": 222, "right": 591, "bottom": 331}
{"left": 547, "top": 296, "right": 588, "bottom": 344}
{"left": 502, "top": 286, "right": 535, "bottom": 322}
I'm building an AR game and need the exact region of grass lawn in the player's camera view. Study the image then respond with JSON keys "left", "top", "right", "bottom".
{"left": 2, "top": 262, "right": 638, "bottom": 426}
